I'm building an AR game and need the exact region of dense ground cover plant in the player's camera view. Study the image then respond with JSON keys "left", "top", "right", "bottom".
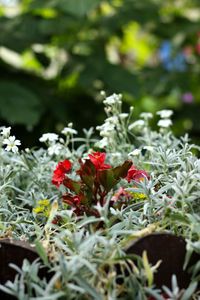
{"left": 1, "top": 0, "right": 200, "bottom": 146}
{"left": 0, "top": 93, "right": 200, "bottom": 299}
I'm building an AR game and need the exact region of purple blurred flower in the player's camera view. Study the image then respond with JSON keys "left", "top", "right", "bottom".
{"left": 182, "top": 92, "right": 194, "bottom": 103}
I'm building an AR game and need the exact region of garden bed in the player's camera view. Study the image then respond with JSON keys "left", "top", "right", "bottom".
{"left": 0, "top": 93, "right": 200, "bottom": 299}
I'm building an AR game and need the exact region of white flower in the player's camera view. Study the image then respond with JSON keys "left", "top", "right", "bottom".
{"left": 48, "top": 144, "right": 62, "bottom": 155}
{"left": 157, "top": 119, "right": 172, "bottom": 127}
{"left": 61, "top": 127, "right": 78, "bottom": 135}
{"left": 140, "top": 112, "right": 153, "bottom": 119}
{"left": 128, "top": 149, "right": 141, "bottom": 156}
{"left": 119, "top": 113, "right": 129, "bottom": 119}
{"left": 100, "top": 129, "right": 115, "bottom": 137}
{"left": 111, "top": 152, "right": 121, "bottom": 158}
{"left": 95, "top": 137, "right": 108, "bottom": 148}
{"left": 97, "top": 122, "right": 115, "bottom": 137}
{"left": 1, "top": 126, "right": 11, "bottom": 137}
{"left": 143, "top": 146, "right": 154, "bottom": 151}
{"left": 105, "top": 116, "right": 118, "bottom": 124}
{"left": 128, "top": 120, "right": 145, "bottom": 130}
{"left": 103, "top": 93, "right": 122, "bottom": 105}
{"left": 103, "top": 95, "right": 115, "bottom": 105}
{"left": 156, "top": 110, "right": 173, "bottom": 118}
{"left": 39, "top": 133, "right": 58, "bottom": 143}
{"left": 3, "top": 136, "right": 21, "bottom": 153}
{"left": 100, "top": 90, "right": 106, "bottom": 97}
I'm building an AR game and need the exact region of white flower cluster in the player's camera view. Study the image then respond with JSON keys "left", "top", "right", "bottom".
{"left": 128, "top": 120, "right": 145, "bottom": 130}
{"left": 96, "top": 116, "right": 117, "bottom": 138}
{"left": 39, "top": 123, "right": 78, "bottom": 156}
{"left": 1, "top": 126, "right": 21, "bottom": 153}
{"left": 103, "top": 93, "right": 122, "bottom": 105}
{"left": 96, "top": 93, "right": 135, "bottom": 151}
{"left": 39, "top": 133, "right": 60, "bottom": 156}
{"left": 61, "top": 127, "right": 77, "bottom": 135}
{"left": 140, "top": 112, "right": 153, "bottom": 119}
{"left": 61, "top": 122, "right": 78, "bottom": 136}
{"left": 156, "top": 110, "right": 173, "bottom": 118}
{"left": 39, "top": 133, "right": 58, "bottom": 143}
{"left": 156, "top": 109, "right": 173, "bottom": 128}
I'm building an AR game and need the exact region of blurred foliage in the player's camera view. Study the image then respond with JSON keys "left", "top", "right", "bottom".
{"left": 0, "top": 0, "right": 200, "bottom": 146}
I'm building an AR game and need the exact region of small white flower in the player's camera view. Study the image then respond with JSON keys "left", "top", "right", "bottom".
{"left": 140, "top": 112, "right": 153, "bottom": 119}
{"left": 128, "top": 149, "right": 141, "bottom": 156}
{"left": 103, "top": 93, "right": 122, "bottom": 105}
{"left": 68, "top": 122, "right": 73, "bottom": 128}
{"left": 105, "top": 116, "right": 118, "bottom": 124}
{"left": 100, "top": 90, "right": 106, "bottom": 97}
{"left": 119, "top": 113, "right": 129, "bottom": 119}
{"left": 48, "top": 144, "right": 62, "bottom": 155}
{"left": 97, "top": 122, "right": 115, "bottom": 137}
{"left": 128, "top": 120, "right": 145, "bottom": 130}
{"left": 100, "top": 129, "right": 115, "bottom": 137}
{"left": 3, "top": 136, "right": 21, "bottom": 153}
{"left": 157, "top": 119, "right": 172, "bottom": 127}
{"left": 1, "top": 126, "right": 11, "bottom": 137}
{"left": 61, "top": 127, "right": 78, "bottom": 135}
{"left": 39, "top": 133, "right": 58, "bottom": 143}
{"left": 103, "top": 95, "right": 115, "bottom": 105}
{"left": 143, "top": 146, "right": 154, "bottom": 151}
{"left": 95, "top": 137, "right": 108, "bottom": 148}
{"left": 156, "top": 110, "right": 173, "bottom": 118}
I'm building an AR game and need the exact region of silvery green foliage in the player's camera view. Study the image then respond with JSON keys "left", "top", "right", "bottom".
{"left": 0, "top": 94, "right": 200, "bottom": 299}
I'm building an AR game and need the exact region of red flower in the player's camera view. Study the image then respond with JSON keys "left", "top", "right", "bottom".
{"left": 126, "top": 165, "right": 149, "bottom": 183}
{"left": 88, "top": 151, "right": 111, "bottom": 170}
{"left": 73, "top": 195, "right": 81, "bottom": 204}
{"left": 52, "top": 159, "right": 71, "bottom": 188}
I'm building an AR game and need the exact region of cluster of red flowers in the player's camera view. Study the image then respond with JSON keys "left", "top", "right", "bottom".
{"left": 51, "top": 151, "right": 149, "bottom": 217}
{"left": 52, "top": 159, "right": 71, "bottom": 188}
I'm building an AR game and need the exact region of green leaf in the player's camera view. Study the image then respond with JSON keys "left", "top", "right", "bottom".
{"left": 77, "top": 159, "right": 95, "bottom": 190}
{"left": 142, "top": 250, "right": 153, "bottom": 287}
{"left": 0, "top": 16, "right": 47, "bottom": 52}
{"left": 58, "top": 0, "right": 100, "bottom": 17}
{"left": 0, "top": 81, "right": 42, "bottom": 126}
{"left": 35, "top": 240, "right": 50, "bottom": 268}
{"left": 29, "top": 0, "right": 56, "bottom": 9}
{"left": 63, "top": 178, "right": 82, "bottom": 195}
{"left": 181, "top": 282, "right": 198, "bottom": 300}
{"left": 167, "top": 213, "right": 190, "bottom": 225}
{"left": 112, "top": 160, "right": 132, "bottom": 179}
{"left": 74, "top": 276, "right": 103, "bottom": 300}
{"left": 103, "top": 64, "right": 141, "bottom": 98}
{"left": 81, "top": 173, "right": 94, "bottom": 191}
{"left": 97, "top": 169, "right": 119, "bottom": 192}
{"left": 97, "top": 160, "right": 131, "bottom": 192}
{"left": 144, "top": 288, "right": 164, "bottom": 300}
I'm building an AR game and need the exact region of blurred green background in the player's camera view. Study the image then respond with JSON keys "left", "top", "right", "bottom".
{"left": 0, "top": 0, "right": 200, "bottom": 147}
